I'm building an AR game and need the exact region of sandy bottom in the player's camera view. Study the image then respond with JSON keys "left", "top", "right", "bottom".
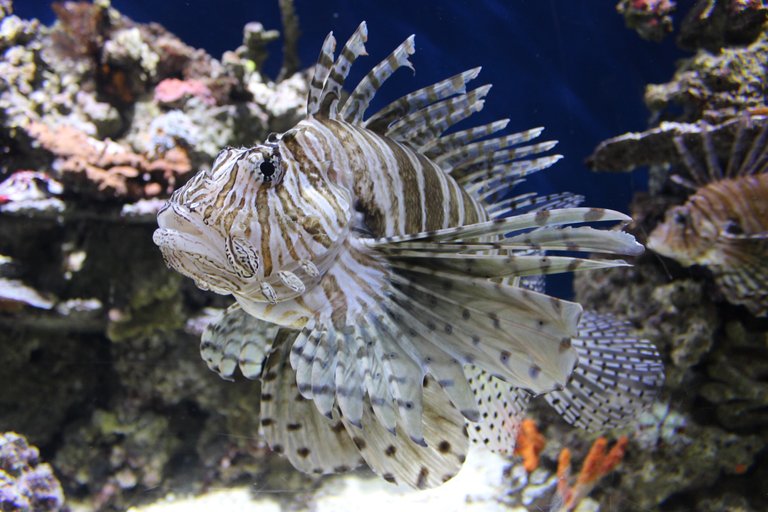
{"left": 127, "top": 447, "right": 514, "bottom": 512}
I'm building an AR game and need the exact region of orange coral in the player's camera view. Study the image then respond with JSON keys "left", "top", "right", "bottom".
{"left": 514, "top": 418, "right": 546, "bottom": 472}
{"left": 554, "top": 436, "right": 629, "bottom": 512}
{"left": 26, "top": 122, "right": 191, "bottom": 201}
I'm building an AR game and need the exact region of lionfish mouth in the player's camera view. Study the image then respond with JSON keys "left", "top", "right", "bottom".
{"left": 153, "top": 204, "right": 243, "bottom": 294}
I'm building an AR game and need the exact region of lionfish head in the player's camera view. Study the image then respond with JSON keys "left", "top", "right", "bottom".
{"left": 647, "top": 203, "right": 707, "bottom": 266}
{"left": 153, "top": 130, "right": 352, "bottom": 303}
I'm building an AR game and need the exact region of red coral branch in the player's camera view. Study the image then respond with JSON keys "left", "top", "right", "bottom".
{"left": 554, "top": 436, "right": 629, "bottom": 511}
{"left": 514, "top": 418, "right": 547, "bottom": 473}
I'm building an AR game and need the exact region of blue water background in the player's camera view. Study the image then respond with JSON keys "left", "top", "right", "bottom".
{"left": 18, "top": 0, "right": 688, "bottom": 295}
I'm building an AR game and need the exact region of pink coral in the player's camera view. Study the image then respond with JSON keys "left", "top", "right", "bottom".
{"left": 154, "top": 78, "right": 216, "bottom": 106}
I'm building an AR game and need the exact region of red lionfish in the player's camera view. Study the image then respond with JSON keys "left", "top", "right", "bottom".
{"left": 153, "top": 23, "right": 664, "bottom": 488}
{"left": 648, "top": 117, "right": 768, "bottom": 317}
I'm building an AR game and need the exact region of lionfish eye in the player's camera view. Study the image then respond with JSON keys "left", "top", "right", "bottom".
{"left": 724, "top": 219, "right": 743, "bottom": 235}
{"left": 260, "top": 160, "right": 276, "bottom": 178}
{"left": 673, "top": 212, "right": 687, "bottom": 225}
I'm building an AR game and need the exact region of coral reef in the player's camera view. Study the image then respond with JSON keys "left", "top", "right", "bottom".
{"left": 645, "top": 35, "right": 768, "bottom": 123}
{"left": 0, "top": 1, "right": 312, "bottom": 510}
{"left": 678, "top": 0, "right": 768, "bottom": 51}
{"left": 616, "top": 0, "right": 676, "bottom": 42}
{"left": 514, "top": 419, "right": 546, "bottom": 474}
{"left": 27, "top": 121, "right": 192, "bottom": 200}
{"left": 0, "top": 432, "right": 65, "bottom": 511}
{"left": 1, "top": 0, "right": 763, "bottom": 510}
{"left": 493, "top": 418, "right": 628, "bottom": 511}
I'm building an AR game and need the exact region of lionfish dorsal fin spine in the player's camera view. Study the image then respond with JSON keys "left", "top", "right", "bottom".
{"left": 486, "top": 191, "right": 584, "bottom": 220}
{"left": 340, "top": 35, "right": 416, "bottom": 124}
{"left": 316, "top": 22, "right": 369, "bottom": 119}
{"left": 702, "top": 124, "right": 724, "bottom": 184}
{"left": 423, "top": 118, "right": 510, "bottom": 157}
{"left": 737, "top": 117, "right": 768, "bottom": 177}
{"left": 674, "top": 134, "right": 709, "bottom": 188}
{"left": 385, "top": 84, "right": 493, "bottom": 146}
{"left": 306, "top": 32, "right": 337, "bottom": 116}
{"left": 364, "top": 67, "right": 482, "bottom": 133}
{"left": 435, "top": 126, "right": 545, "bottom": 170}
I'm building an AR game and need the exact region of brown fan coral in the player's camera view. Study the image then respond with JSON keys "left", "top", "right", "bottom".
{"left": 26, "top": 122, "right": 192, "bottom": 200}
{"left": 647, "top": 116, "right": 768, "bottom": 316}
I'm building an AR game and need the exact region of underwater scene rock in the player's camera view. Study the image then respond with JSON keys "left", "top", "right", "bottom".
{"left": 0, "top": 0, "right": 766, "bottom": 511}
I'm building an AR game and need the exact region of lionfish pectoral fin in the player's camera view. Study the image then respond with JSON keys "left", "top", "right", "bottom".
{"left": 293, "top": 311, "right": 431, "bottom": 445}
{"left": 200, "top": 302, "right": 279, "bottom": 380}
{"left": 710, "top": 240, "right": 768, "bottom": 316}
{"left": 358, "top": 208, "right": 645, "bottom": 397}
{"left": 260, "top": 332, "right": 364, "bottom": 475}
{"left": 340, "top": 375, "right": 469, "bottom": 489}
{"left": 544, "top": 311, "right": 665, "bottom": 431}
{"left": 466, "top": 366, "right": 531, "bottom": 456}
{"left": 383, "top": 262, "right": 581, "bottom": 394}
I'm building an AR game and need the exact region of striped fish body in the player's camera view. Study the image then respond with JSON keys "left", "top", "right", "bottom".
{"left": 154, "top": 21, "right": 662, "bottom": 489}
{"left": 286, "top": 118, "right": 486, "bottom": 238}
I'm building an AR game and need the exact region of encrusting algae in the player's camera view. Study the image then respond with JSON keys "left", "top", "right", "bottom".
{"left": 153, "top": 21, "right": 664, "bottom": 488}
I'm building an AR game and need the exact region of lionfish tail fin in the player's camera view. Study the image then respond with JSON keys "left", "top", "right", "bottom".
{"left": 200, "top": 303, "right": 278, "bottom": 380}
{"left": 544, "top": 311, "right": 665, "bottom": 431}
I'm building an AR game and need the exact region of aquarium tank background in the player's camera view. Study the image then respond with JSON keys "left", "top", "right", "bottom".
{"left": 1, "top": 0, "right": 766, "bottom": 511}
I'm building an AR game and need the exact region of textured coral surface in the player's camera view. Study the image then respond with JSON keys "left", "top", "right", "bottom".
{"left": 0, "top": 2, "right": 313, "bottom": 510}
